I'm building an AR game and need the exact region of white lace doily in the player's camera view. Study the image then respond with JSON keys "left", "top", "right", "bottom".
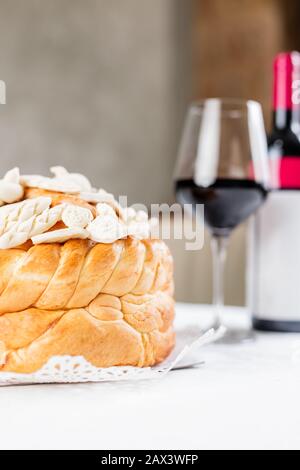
{"left": 0, "top": 325, "right": 224, "bottom": 386}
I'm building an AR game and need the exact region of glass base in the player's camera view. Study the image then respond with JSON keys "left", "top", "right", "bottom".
{"left": 213, "top": 327, "right": 256, "bottom": 345}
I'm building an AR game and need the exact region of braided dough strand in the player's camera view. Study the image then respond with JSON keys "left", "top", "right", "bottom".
{"left": 0, "top": 238, "right": 174, "bottom": 372}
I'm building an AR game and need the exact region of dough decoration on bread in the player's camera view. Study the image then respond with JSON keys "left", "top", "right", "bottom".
{"left": 0, "top": 167, "right": 173, "bottom": 373}
{"left": 87, "top": 213, "right": 128, "bottom": 243}
{"left": 50, "top": 166, "right": 92, "bottom": 192}
{"left": 20, "top": 174, "right": 82, "bottom": 194}
{"left": 31, "top": 227, "right": 89, "bottom": 244}
{"left": 0, "top": 197, "right": 52, "bottom": 236}
{"left": 0, "top": 167, "right": 158, "bottom": 248}
{"left": 0, "top": 204, "right": 65, "bottom": 249}
{"left": 62, "top": 204, "right": 93, "bottom": 229}
{"left": 80, "top": 189, "right": 124, "bottom": 218}
{"left": 0, "top": 168, "right": 24, "bottom": 205}
{"left": 123, "top": 206, "right": 159, "bottom": 240}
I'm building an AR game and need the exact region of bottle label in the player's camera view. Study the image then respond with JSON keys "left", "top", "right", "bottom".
{"left": 270, "top": 156, "right": 300, "bottom": 188}
{"left": 249, "top": 191, "right": 300, "bottom": 321}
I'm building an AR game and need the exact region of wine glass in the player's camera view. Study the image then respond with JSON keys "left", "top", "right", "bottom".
{"left": 174, "top": 99, "right": 269, "bottom": 343}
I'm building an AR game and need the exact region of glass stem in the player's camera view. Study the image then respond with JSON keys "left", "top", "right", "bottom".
{"left": 211, "top": 235, "right": 228, "bottom": 329}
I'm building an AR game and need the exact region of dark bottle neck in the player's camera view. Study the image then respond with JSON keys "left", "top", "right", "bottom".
{"left": 272, "top": 108, "right": 300, "bottom": 132}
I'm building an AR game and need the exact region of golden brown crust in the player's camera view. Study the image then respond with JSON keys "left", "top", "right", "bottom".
{"left": 0, "top": 238, "right": 175, "bottom": 373}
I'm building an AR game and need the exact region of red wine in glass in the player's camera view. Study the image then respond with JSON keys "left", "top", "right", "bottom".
{"left": 176, "top": 178, "right": 267, "bottom": 237}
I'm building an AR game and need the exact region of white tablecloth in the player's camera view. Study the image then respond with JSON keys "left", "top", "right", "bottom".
{"left": 1, "top": 303, "right": 300, "bottom": 450}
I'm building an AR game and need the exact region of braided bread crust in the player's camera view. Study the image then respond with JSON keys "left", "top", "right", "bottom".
{"left": 0, "top": 238, "right": 175, "bottom": 373}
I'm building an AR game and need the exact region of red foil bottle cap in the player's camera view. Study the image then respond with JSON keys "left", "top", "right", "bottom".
{"left": 273, "top": 51, "right": 300, "bottom": 110}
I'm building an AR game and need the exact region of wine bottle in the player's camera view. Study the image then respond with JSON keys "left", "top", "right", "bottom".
{"left": 251, "top": 51, "right": 300, "bottom": 331}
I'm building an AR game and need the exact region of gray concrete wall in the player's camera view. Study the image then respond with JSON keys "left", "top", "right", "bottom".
{"left": 0, "top": 0, "right": 191, "bottom": 206}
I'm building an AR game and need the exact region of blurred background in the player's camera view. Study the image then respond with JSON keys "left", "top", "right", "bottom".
{"left": 0, "top": 0, "right": 299, "bottom": 304}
